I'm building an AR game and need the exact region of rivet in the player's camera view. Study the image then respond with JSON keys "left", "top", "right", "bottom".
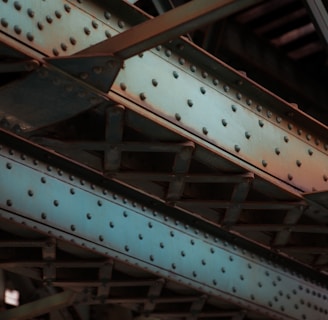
{"left": 105, "top": 30, "right": 111, "bottom": 38}
{"left": 37, "top": 22, "right": 43, "bottom": 30}
{"left": 221, "top": 267, "right": 226, "bottom": 273}
{"left": 323, "top": 175, "right": 328, "bottom": 182}
{"left": 213, "top": 78, "right": 219, "bottom": 86}
{"left": 156, "top": 45, "right": 162, "bottom": 51}
{"left": 84, "top": 27, "right": 91, "bottom": 35}
{"left": 308, "top": 149, "right": 313, "bottom": 156}
{"left": 149, "top": 255, "right": 154, "bottom": 261}
{"left": 124, "top": 245, "right": 129, "bottom": 252}
{"left": 298, "top": 129, "right": 303, "bottom": 135}
{"left": 179, "top": 57, "right": 185, "bottom": 65}
{"left": 152, "top": 79, "right": 158, "bottom": 87}
{"left": 190, "top": 65, "right": 197, "bottom": 72}
{"left": 222, "top": 119, "right": 228, "bottom": 127}
{"left": 160, "top": 242, "right": 164, "bottom": 248}
{"left": 28, "top": 190, "right": 33, "bottom": 197}
{"left": 140, "top": 92, "right": 146, "bottom": 100}
{"left": 41, "top": 213, "right": 47, "bottom": 219}
{"left": 93, "top": 66, "right": 103, "bottom": 74}
{"left": 277, "top": 116, "right": 282, "bottom": 123}
{"left": 0, "top": 18, "right": 8, "bottom": 27}
{"left": 14, "top": 25, "right": 22, "bottom": 34}
{"left": 80, "top": 72, "right": 88, "bottom": 80}
{"left": 200, "top": 87, "right": 206, "bottom": 94}
{"left": 262, "top": 160, "right": 268, "bottom": 167}
{"left": 284, "top": 136, "right": 289, "bottom": 143}
{"left": 118, "top": 20, "right": 125, "bottom": 28}
{"left": 165, "top": 49, "right": 171, "bottom": 57}
{"left": 14, "top": 1, "right": 21, "bottom": 10}
{"left": 288, "top": 123, "right": 293, "bottom": 130}
{"left": 202, "top": 127, "right": 208, "bottom": 135}
{"left": 26, "top": 32, "right": 34, "bottom": 41}
{"left": 92, "top": 20, "right": 98, "bottom": 29}
{"left": 27, "top": 8, "right": 34, "bottom": 17}
{"left": 53, "top": 200, "right": 59, "bottom": 207}
{"left": 256, "top": 105, "right": 263, "bottom": 112}
{"left": 70, "top": 188, "right": 75, "bottom": 195}
{"left": 64, "top": 4, "right": 71, "bottom": 12}
{"left": 99, "top": 235, "right": 104, "bottom": 241}
{"left": 97, "top": 200, "right": 102, "bottom": 206}
{"left": 275, "top": 148, "right": 280, "bottom": 155}
{"left": 6, "top": 200, "right": 12, "bottom": 207}
{"left": 55, "top": 10, "right": 62, "bottom": 19}
{"left": 60, "top": 43, "right": 67, "bottom": 51}
{"left": 259, "top": 120, "right": 264, "bottom": 127}
{"left": 325, "top": 144, "right": 328, "bottom": 151}
{"left": 236, "top": 92, "right": 242, "bottom": 100}
{"left": 201, "top": 259, "right": 206, "bottom": 265}
{"left": 173, "top": 71, "right": 179, "bottom": 78}
{"left": 288, "top": 174, "right": 293, "bottom": 181}
{"left": 120, "top": 82, "right": 127, "bottom": 90}
{"left": 315, "top": 138, "right": 320, "bottom": 146}
{"left": 171, "top": 263, "right": 176, "bottom": 269}
{"left": 138, "top": 52, "right": 143, "bottom": 58}
{"left": 175, "top": 113, "right": 181, "bottom": 121}
{"left": 235, "top": 145, "right": 240, "bottom": 152}
{"left": 246, "top": 99, "right": 252, "bottom": 106}
{"left": 192, "top": 271, "right": 197, "bottom": 277}
{"left": 267, "top": 111, "right": 272, "bottom": 118}
{"left": 306, "top": 134, "right": 311, "bottom": 141}
{"left": 187, "top": 99, "right": 193, "bottom": 107}
{"left": 296, "top": 160, "right": 302, "bottom": 167}
{"left": 181, "top": 251, "right": 185, "bottom": 257}
{"left": 104, "top": 11, "right": 111, "bottom": 20}
{"left": 245, "top": 131, "right": 251, "bottom": 139}
{"left": 52, "top": 48, "right": 59, "bottom": 56}
{"left": 46, "top": 15, "right": 53, "bottom": 23}
{"left": 6, "top": 163, "right": 12, "bottom": 169}
{"left": 223, "top": 85, "right": 230, "bottom": 92}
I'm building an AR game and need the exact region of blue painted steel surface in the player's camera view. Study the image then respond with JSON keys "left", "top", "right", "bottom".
{"left": 0, "top": 142, "right": 326, "bottom": 320}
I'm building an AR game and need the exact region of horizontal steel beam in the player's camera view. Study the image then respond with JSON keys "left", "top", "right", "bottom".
{"left": 0, "top": 132, "right": 327, "bottom": 320}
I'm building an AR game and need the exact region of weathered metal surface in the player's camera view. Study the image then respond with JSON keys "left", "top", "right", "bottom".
{"left": 0, "top": 133, "right": 327, "bottom": 320}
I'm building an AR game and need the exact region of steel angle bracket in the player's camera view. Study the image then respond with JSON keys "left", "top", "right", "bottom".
{"left": 46, "top": 55, "right": 123, "bottom": 92}
{"left": 0, "top": 134, "right": 327, "bottom": 320}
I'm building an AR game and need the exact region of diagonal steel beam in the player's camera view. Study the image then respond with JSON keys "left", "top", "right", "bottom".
{"left": 1, "top": 290, "right": 76, "bottom": 320}
{"left": 77, "top": 0, "right": 263, "bottom": 59}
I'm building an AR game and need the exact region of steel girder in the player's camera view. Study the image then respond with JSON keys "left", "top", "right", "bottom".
{"left": 1, "top": 0, "right": 328, "bottom": 319}
{"left": 0, "top": 130, "right": 327, "bottom": 320}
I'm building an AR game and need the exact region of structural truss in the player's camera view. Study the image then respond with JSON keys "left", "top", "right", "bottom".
{"left": 1, "top": 1, "right": 328, "bottom": 319}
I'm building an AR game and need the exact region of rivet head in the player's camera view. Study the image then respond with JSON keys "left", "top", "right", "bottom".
{"left": 259, "top": 120, "right": 264, "bottom": 127}
{"left": 275, "top": 148, "right": 281, "bottom": 155}
{"left": 27, "top": 8, "right": 34, "bottom": 17}
{"left": 173, "top": 71, "right": 179, "bottom": 78}
{"left": 245, "top": 131, "right": 251, "bottom": 139}
{"left": 213, "top": 78, "right": 219, "bottom": 86}
{"left": 202, "top": 127, "right": 208, "bottom": 135}
{"left": 296, "top": 160, "right": 302, "bottom": 167}
{"left": 84, "top": 27, "right": 91, "bottom": 35}
{"left": 118, "top": 20, "right": 125, "bottom": 28}
{"left": 175, "top": 113, "right": 181, "bottom": 121}
{"left": 222, "top": 119, "right": 228, "bottom": 127}
{"left": 92, "top": 66, "right": 103, "bottom": 74}
{"left": 52, "top": 48, "right": 59, "bottom": 56}
{"left": 14, "top": 25, "right": 22, "bottom": 34}
{"left": 179, "top": 57, "right": 185, "bottom": 65}
{"left": 165, "top": 49, "right": 171, "bottom": 57}
{"left": 284, "top": 136, "right": 289, "bottom": 143}
{"left": 152, "top": 79, "right": 158, "bottom": 87}
{"left": 64, "top": 4, "right": 71, "bottom": 12}
{"left": 37, "top": 22, "right": 43, "bottom": 30}
{"left": 92, "top": 20, "right": 98, "bottom": 29}
{"left": 60, "top": 43, "right": 67, "bottom": 51}
{"left": 55, "top": 10, "right": 62, "bottom": 19}
{"left": 0, "top": 18, "right": 8, "bottom": 27}
{"left": 190, "top": 65, "right": 197, "bottom": 72}
{"left": 187, "top": 99, "right": 193, "bottom": 107}
{"left": 105, "top": 30, "right": 111, "bottom": 38}
{"left": 306, "top": 134, "right": 311, "bottom": 141}
{"left": 223, "top": 85, "right": 230, "bottom": 92}
{"left": 46, "top": 15, "right": 53, "bottom": 23}
{"left": 69, "top": 37, "right": 77, "bottom": 45}
{"left": 288, "top": 174, "right": 293, "bottom": 181}
{"left": 323, "top": 174, "right": 328, "bottom": 182}
{"left": 200, "top": 87, "right": 206, "bottom": 94}
{"left": 14, "top": 1, "right": 21, "bottom": 10}
{"left": 262, "top": 160, "right": 268, "bottom": 167}
{"left": 234, "top": 145, "right": 241, "bottom": 152}
{"left": 140, "top": 92, "right": 146, "bottom": 100}
{"left": 120, "top": 82, "right": 127, "bottom": 90}
{"left": 26, "top": 32, "right": 34, "bottom": 41}
{"left": 246, "top": 99, "right": 252, "bottom": 106}
{"left": 256, "top": 105, "right": 263, "bottom": 112}
{"left": 104, "top": 11, "right": 111, "bottom": 20}
{"left": 80, "top": 72, "right": 88, "bottom": 80}
{"left": 236, "top": 92, "right": 242, "bottom": 100}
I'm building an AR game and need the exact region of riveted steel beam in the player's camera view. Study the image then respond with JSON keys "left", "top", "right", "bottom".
{"left": 0, "top": 132, "right": 327, "bottom": 319}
